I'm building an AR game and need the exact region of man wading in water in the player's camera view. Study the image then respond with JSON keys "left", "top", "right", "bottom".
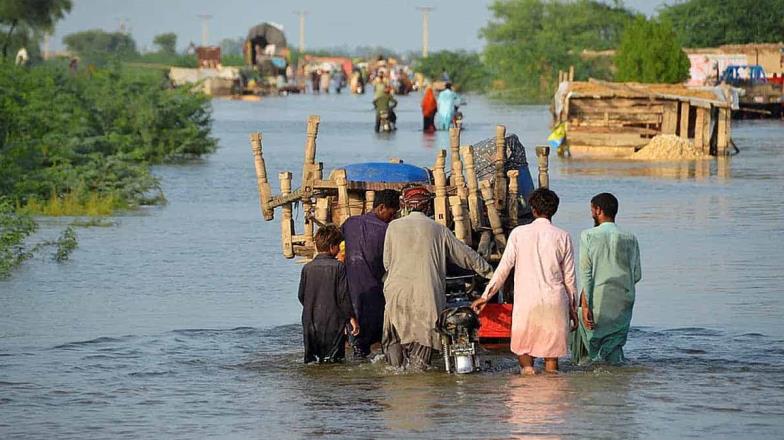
{"left": 570, "top": 193, "right": 641, "bottom": 365}
{"left": 381, "top": 187, "right": 493, "bottom": 370}
{"left": 472, "top": 188, "right": 578, "bottom": 375}
{"left": 341, "top": 189, "right": 400, "bottom": 359}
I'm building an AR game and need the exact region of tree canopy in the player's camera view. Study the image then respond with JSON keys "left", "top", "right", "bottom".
{"left": 615, "top": 17, "right": 691, "bottom": 83}
{"left": 481, "top": 0, "right": 634, "bottom": 102}
{"left": 0, "top": 0, "right": 72, "bottom": 59}
{"left": 63, "top": 29, "right": 137, "bottom": 65}
{"left": 659, "top": 0, "right": 784, "bottom": 48}
{"left": 416, "top": 50, "right": 489, "bottom": 92}
{"left": 153, "top": 32, "right": 177, "bottom": 55}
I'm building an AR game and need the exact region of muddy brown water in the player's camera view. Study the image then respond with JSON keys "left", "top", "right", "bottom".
{"left": 2, "top": 94, "right": 783, "bottom": 439}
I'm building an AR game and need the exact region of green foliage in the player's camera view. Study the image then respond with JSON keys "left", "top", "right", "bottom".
{"left": 0, "top": 61, "right": 216, "bottom": 213}
{"left": 481, "top": 0, "right": 634, "bottom": 102}
{"left": 0, "top": 0, "right": 72, "bottom": 60}
{"left": 0, "top": 198, "right": 37, "bottom": 278}
{"left": 53, "top": 226, "right": 76, "bottom": 262}
{"left": 415, "top": 50, "right": 489, "bottom": 92}
{"left": 63, "top": 29, "right": 137, "bottom": 66}
{"left": 615, "top": 17, "right": 691, "bottom": 83}
{"left": 220, "top": 37, "right": 245, "bottom": 56}
{"left": 153, "top": 32, "right": 177, "bottom": 55}
{"left": 660, "top": 0, "right": 784, "bottom": 48}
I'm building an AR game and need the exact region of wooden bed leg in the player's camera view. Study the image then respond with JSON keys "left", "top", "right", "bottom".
{"left": 480, "top": 180, "right": 507, "bottom": 251}
{"left": 278, "top": 171, "right": 295, "bottom": 259}
{"left": 433, "top": 150, "right": 449, "bottom": 226}
{"left": 507, "top": 170, "right": 520, "bottom": 228}
{"left": 535, "top": 146, "right": 551, "bottom": 189}
{"left": 494, "top": 125, "right": 507, "bottom": 210}
{"left": 461, "top": 145, "right": 483, "bottom": 231}
{"left": 250, "top": 132, "right": 274, "bottom": 220}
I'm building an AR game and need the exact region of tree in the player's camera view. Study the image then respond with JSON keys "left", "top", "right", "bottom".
{"left": 415, "top": 50, "right": 489, "bottom": 92}
{"left": 153, "top": 32, "right": 177, "bottom": 55}
{"left": 615, "top": 17, "right": 691, "bottom": 83}
{"left": 660, "top": 0, "right": 784, "bottom": 48}
{"left": 63, "top": 29, "right": 137, "bottom": 65}
{"left": 481, "top": 0, "right": 634, "bottom": 102}
{"left": 219, "top": 37, "right": 244, "bottom": 56}
{"left": 0, "top": 0, "right": 72, "bottom": 60}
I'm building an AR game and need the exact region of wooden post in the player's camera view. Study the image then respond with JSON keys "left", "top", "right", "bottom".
{"left": 717, "top": 108, "right": 729, "bottom": 156}
{"left": 694, "top": 107, "right": 706, "bottom": 153}
{"left": 535, "top": 146, "right": 551, "bottom": 189}
{"left": 449, "top": 196, "right": 470, "bottom": 245}
{"left": 250, "top": 132, "right": 274, "bottom": 221}
{"left": 494, "top": 125, "right": 507, "bottom": 210}
{"left": 679, "top": 101, "right": 690, "bottom": 139}
{"left": 568, "top": 65, "right": 574, "bottom": 82}
{"left": 507, "top": 170, "right": 519, "bottom": 228}
{"left": 302, "top": 115, "right": 320, "bottom": 181}
{"left": 364, "top": 190, "right": 375, "bottom": 213}
{"left": 480, "top": 180, "right": 507, "bottom": 251}
{"left": 334, "top": 169, "right": 351, "bottom": 224}
{"left": 433, "top": 150, "right": 449, "bottom": 226}
{"left": 701, "top": 108, "right": 711, "bottom": 155}
{"left": 662, "top": 102, "right": 678, "bottom": 135}
{"left": 461, "top": 145, "right": 483, "bottom": 231}
{"left": 315, "top": 197, "right": 330, "bottom": 225}
{"left": 278, "top": 171, "right": 295, "bottom": 259}
{"left": 449, "top": 127, "right": 461, "bottom": 167}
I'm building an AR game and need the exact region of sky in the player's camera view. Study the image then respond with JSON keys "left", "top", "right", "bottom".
{"left": 50, "top": 0, "right": 671, "bottom": 53}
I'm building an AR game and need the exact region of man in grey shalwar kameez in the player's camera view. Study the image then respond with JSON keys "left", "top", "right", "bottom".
{"left": 382, "top": 187, "right": 493, "bottom": 370}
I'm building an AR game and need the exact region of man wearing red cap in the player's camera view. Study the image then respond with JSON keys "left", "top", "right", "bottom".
{"left": 381, "top": 186, "right": 493, "bottom": 370}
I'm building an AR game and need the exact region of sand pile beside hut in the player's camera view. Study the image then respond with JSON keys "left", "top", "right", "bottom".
{"left": 632, "top": 135, "right": 709, "bottom": 160}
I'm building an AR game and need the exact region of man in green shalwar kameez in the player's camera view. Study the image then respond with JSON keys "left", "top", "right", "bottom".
{"left": 571, "top": 193, "right": 641, "bottom": 365}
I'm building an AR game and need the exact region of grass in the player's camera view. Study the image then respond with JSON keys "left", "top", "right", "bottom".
{"left": 19, "top": 192, "right": 126, "bottom": 217}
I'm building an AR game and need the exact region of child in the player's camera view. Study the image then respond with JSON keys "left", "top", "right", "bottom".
{"left": 298, "top": 224, "right": 359, "bottom": 363}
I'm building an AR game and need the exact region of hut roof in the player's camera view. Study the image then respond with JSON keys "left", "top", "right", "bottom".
{"left": 562, "top": 80, "right": 734, "bottom": 108}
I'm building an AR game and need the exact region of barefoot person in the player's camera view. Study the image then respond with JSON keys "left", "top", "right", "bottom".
{"left": 570, "top": 193, "right": 641, "bottom": 365}
{"left": 382, "top": 187, "right": 493, "bottom": 370}
{"left": 298, "top": 225, "right": 359, "bottom": 363}
{"left": 472, "top": 188, "right": 578, "bottom": 374}
{"left": 341, "top": 189, "right": 400, "bottom": 359}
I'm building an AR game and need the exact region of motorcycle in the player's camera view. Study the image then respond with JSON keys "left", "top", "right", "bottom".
{"left": 437, "top": 274, "right": 485, "bottom": 374}
{"left": 376, "top": 110, "right": 395, "bottom": 133}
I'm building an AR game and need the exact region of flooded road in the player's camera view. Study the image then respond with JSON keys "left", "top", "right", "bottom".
{"left": 2, "top": 94, "right": 783, "bottom": 439}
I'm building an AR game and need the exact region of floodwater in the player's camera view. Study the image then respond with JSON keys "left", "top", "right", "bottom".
{"left": 2, "top": 93, "right": 783, "bottom": 439}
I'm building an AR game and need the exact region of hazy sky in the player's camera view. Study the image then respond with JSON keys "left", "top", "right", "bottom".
{"left": 51, "top": 0, "right": 670, "bottom": 53}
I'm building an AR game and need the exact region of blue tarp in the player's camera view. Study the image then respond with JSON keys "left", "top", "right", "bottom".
{"left": 342, "top": 162, "right": 431, "bottom": 184}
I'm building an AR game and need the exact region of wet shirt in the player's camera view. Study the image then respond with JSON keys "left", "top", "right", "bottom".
{"left": 298, "top": 254, "right": 354, "bottom": 363}
{"left": 341, "top": 213, "right": 389, "bottom": 346}
{"left": 484, "top": 218, "right": 577, "bottom": 357}
{"left": 571, "top": 222, "right": 641, "bottom": 364}
{"left": 382, "top": 212, "right": 493, "bottom": 350}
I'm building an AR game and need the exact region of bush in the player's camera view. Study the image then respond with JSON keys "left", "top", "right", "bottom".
{"left": 415, "top": 50, "right": 489, "bottom": 92}
{"left": 0, "top": 61, "right": 216, "bottom": 212}
{"left": 615, "top": 17, "right": 690, "bottom": 84}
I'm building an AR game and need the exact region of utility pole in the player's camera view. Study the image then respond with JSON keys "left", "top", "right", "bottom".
{"left": 417, "top": 6, "right": 433, "bottom": 58}
{"left": 197, "top": 14, "right": 212, "bottom": 47}
{"left": 294, "top": 10, "right": 308, "bottom": 53}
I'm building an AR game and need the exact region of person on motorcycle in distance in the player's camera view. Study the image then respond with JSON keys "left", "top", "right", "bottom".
{"left": 373, "top": 86, "right": 398, "bottom": 132}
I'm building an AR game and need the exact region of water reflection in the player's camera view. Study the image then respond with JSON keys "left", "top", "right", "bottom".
{"left": 558, "top": 158, "right": 731, "bottom": 181}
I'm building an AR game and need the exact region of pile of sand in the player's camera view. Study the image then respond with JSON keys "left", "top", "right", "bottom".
{"left": 632, "top": 135, "right": 709, "bottom": 160}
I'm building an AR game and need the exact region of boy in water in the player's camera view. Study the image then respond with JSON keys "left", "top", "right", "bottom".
{"left": 298, "top": 224, "right": 359, "bottom": 363}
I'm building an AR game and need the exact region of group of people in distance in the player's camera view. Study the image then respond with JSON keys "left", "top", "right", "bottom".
{"left": 297, "top": 186, "right": 641, "bottom": 374}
